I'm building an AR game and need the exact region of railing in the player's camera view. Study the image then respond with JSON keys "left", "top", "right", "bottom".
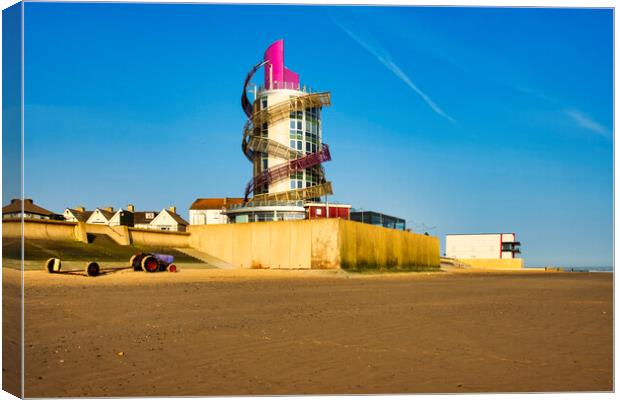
{"left": 227, "top": 200, "right": 305, "bottom": 210}
{"left": 257, "top": 82, "right": 318, "bottom": 93}
{"left": 244, "top": 144, "right": 331, "bottom": 201}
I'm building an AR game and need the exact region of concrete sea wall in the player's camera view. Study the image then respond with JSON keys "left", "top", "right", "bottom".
{"left": 4, "top": 220, "right": 190, "bottom": 248}
{"left": 6, "top": 219, "right": 441, "bottom": 270}
{"left": 339, "top": 219, "right": 440, "bottom": 271}
{"left": 4, "top": 219, "right": 80, "bottom": 241}
{"left": 188, "top": 219, "right": 440, "bottom": 270}
{"left": 188, "top": 219, "right": 339, "bottom": 269}
{"left": 128, "top": 228, "right": 190, "bottom": 248}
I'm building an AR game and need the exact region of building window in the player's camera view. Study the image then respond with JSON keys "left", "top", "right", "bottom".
{"left": 261, "top": 122, "right": 268, "bottom": 137}
{"left": 261, "top": 97, "right": 268, "bottom": 109}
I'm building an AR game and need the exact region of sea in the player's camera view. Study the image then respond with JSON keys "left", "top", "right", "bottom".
{"left": 526, "top": 266, "right": 613, "bottom": 273}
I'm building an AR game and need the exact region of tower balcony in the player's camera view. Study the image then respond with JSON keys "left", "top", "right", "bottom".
{"left": 257, "top": 81, "right": 319, "bottom": 93}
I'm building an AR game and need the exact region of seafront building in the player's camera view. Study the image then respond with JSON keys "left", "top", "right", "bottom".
{"left": 2, "top": 199, "right": 62, "bottom": 220}
{"left": 445, "top": 233, "right": 523, "bottom": 268}
{"left": 350, "top": 210, "right": 406, "bottom": 231}
{"left": 224, "top": 39, "right": 335, "bottom": 223}
{"left": 189, "top": 198, "right": 244, "bottom": 225}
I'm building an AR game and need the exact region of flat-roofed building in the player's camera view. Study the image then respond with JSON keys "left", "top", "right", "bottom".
{"left": 350, "top": 210, "right": 406, "bottom": 231}
{"left": 445, "top": 233, "right": 523, "bottom": 268}
{"left": 305, "top": 203, "right": 351, "bottom": 220}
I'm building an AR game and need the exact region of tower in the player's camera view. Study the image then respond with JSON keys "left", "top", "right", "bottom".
{"left": 227, "top": 40, "right": 334, "bottom": 223}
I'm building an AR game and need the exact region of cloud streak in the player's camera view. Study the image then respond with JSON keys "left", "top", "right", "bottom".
{"left": 517, "top": 87, "right": 611, "bottom": 139}
{"left": 564, "top": 109, "right": 610, "bottom": 138}
{"left": 335, "top": 21, "right": 456, "bottom": 124}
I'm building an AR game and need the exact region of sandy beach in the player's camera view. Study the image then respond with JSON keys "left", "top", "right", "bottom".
{"left": 5, "top": 267, "right": 613, "bottom": 396}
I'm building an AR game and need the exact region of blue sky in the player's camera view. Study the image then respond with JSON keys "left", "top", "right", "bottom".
{"left": 21, "top": 4, "right": 612, "bottom": 267}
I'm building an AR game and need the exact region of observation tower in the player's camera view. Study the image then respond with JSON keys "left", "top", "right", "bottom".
{"left": 225, "top": 40, "right": 334, "bottom": 223}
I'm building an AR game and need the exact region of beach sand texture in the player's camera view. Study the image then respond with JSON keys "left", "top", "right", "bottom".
{"left": 7, "top": 268, "right": 612, "bottom": 396}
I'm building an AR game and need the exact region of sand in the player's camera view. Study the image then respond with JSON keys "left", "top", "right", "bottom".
{"left": 4, "top": 267, "right": 613, "bottom": 396}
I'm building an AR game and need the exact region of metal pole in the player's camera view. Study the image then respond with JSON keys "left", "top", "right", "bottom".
{"left": 325, "top": 194, "right": 329, "bottom": 218}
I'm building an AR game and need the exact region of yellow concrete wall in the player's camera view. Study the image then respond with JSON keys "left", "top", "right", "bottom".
{"left": 84, "top": 223, "right": 131, "bottom": 245}
{"left": 7, "top": 218, "right": 440, "bottom": 271}
{"left": 128, "top": 228, "right": 190, "bottom": 248}
{"left": 189, "top": 219, "right": 324, "bottom": 269}
{"left": 4, "top": 220, "right": 190, "bottom": 248}
{"left": 457, "top": 258, "right": 524, "bottom": 269}
{"left": 3, "top": 219, "right": 78, "bottom": 241}
{"left": 189, "top": 219, "right": 438, "bottom": 270}
{"left": 338, "top": 219, "right": 440, "bottom": 271}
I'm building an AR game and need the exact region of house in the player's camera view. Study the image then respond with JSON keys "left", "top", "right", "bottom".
{"left": 86, "top": 207, "right": 116, "bottom": 225}
{"left": 149, "top": 206, "right": 189, "bottom": 232}
{"left": 189, "top": 198, "right": 244, "bottom": 225}
{"left": 3, "top": 199, "right": 61, "bottom": 220}
{"left": 108, "top": 208, "right": 134, "bottom": 227}
{"left": 104, "top": 204, "right": 159, "bottom": 229}
{"left": 133, "top": 211, "right": 159, "bottom": 229}
{"left": 63, "top": 206, "right": 93, "bottom": 222}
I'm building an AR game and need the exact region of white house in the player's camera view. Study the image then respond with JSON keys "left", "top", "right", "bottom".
{"left": 108, "top": 209, "right": 134, "bottom": 227}
{"left": 189, "top": 198, "right": 244, "bottom": 225}
{"left": 85, "top": 207, "right": 116, "bottom": 225}
{"left": 445, "top": 233, "right": 521, "bottom": 260}
{"left": 149, "top": 207, "right": 189, "bottom": 232}
{"left": 63, "top": 207, "right": 93, "bottom": 222}
{"left": 133, "top": 211, "right": 159, "bottom": 229}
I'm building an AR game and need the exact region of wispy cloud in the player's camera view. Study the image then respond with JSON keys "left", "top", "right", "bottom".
{"left": 334, "top": 21, "right": 455, "bottom": 124}
{"left": 564, "top": 109, "right": 610, "bottom": 138}
{"left": 517, "top": 87, "right": 611, "bottom": 139}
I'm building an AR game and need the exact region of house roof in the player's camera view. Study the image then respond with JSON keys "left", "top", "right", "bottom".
{"left": 94, "top": 208, "right": 116, "bottom": 220}
{"left": 65, "top": 208, "right": 93, "bottom": 222}
{"left": 3, "top": 199, "right": 56, "bottom": 216}
{"left": 189, "top": 198, "right": 244, "bottom": 210}
{"left": 165, "top": 209, "right": 189, "bottom": 226}
{"left": 133, "top": 211, "right": 159, "bottom": 225}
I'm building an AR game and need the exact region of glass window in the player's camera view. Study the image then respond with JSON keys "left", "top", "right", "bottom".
{"left": 306, "top": 142, "right": 311, "bottom": 153}
{"left": 297, "top": 141, "right": 302, "bottom": 150}
{"left": 290, "top": 140, "right": 296, "bottom": 149}
{"left": 261, "top": 97, "right": 268, "bottom": 109}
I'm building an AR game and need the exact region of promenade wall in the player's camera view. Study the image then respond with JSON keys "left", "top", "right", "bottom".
{"left": 5, "top": 219, "right": 441, "bottom": 270}
{"left": 188, "top": 219, "right": 440, "bottom": 270}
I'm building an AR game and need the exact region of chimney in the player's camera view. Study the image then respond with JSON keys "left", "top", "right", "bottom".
{"left": 24, "top": 199, "right": 33, "bottom": 204}
{"left": 103, "top": 206, "right": 114, "bottom": 213}
{"left": 169, "top": 206, "right": 177, "bottom": 214}
{"left": 76, "top": 206, "right": 85, "bottom": 212}
{"left": 127, "top": 204, "right": 135, "bottom": 212}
